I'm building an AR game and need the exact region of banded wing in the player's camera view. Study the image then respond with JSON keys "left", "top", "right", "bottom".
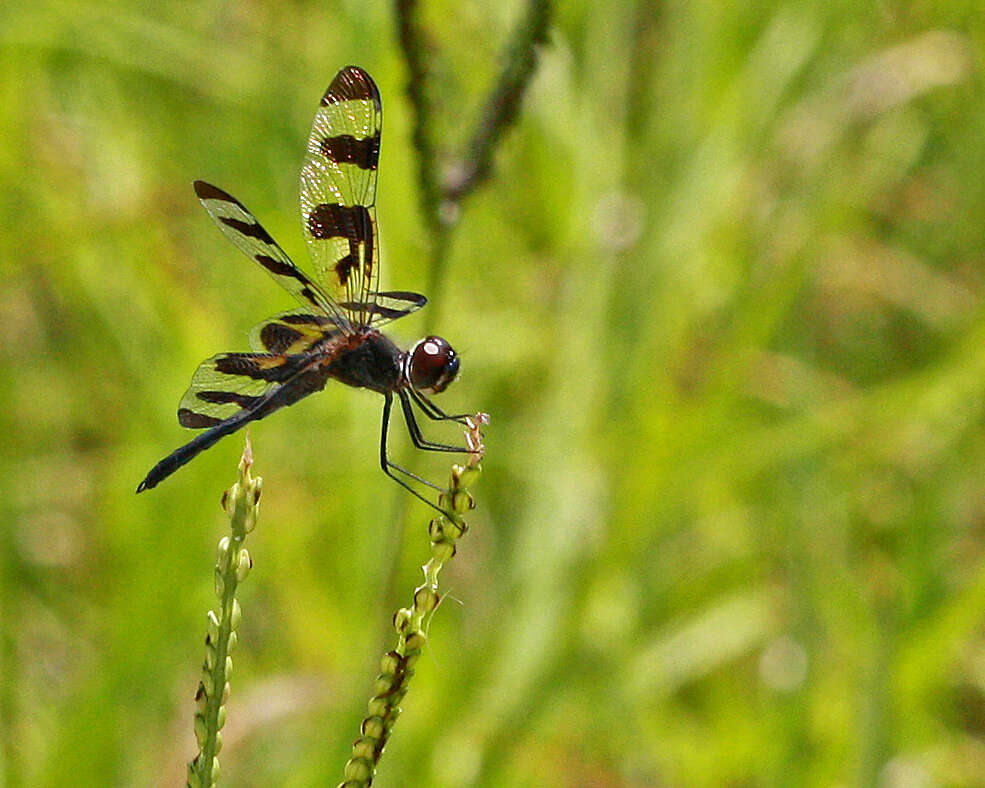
{"left": 246, "top": 294, "right": 423, "bottom": 360}
{"left": 338, "top": 291, "right": 427, "bottom": 326}
{"left": 248, "top": 308, "right": 342, "bottom": 353}
{"left": 193, "top": 180, "right": 351, "bottom": 330}
{"left": 300, "top": 65, "right": 382, "bottom": 328}
{"left": 178, "top": 352, "right": 303, "bottom": 428}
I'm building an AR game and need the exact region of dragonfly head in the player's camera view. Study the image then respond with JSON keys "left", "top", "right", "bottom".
{"left": 407, "top": 336, "right": 460, "bottom": 394}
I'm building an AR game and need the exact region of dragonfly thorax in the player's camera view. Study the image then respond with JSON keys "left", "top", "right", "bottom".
{"left": 406, "top": 336, "right": 460, "bottom": 394}
{"left": 322, "top": 329, "right": 404, "bottom": 393}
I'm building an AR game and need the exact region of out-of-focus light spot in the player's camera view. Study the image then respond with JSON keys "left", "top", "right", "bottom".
{"left": 759, "top": 635, "right": 808, "bottom": 692}
{"left": 591, "top": 191, "right": 645, "bottom": 252}
{"left": 880, "top": 755, "right": 931, "bottom": 788}
{"left": 818, "top": 236, "right": 977, "bottom": 332}
{"left": 628, "top": 590, "right": 775, "bottom": 696}
{"left": 847, "top": 31, "right": 971, "bottom": 119}
{"left": 17, "top": 510, "right": 83, "bottom": 568}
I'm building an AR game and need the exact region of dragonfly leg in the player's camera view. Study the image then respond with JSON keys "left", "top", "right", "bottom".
{"left": 380, "top": 393, "right": 458, "bottom": 517}
{"left": 408, "top": 388, "right": 471, "bottom": 424}
{"left": 398, "top": 390, "right": 470, "bottom": 453}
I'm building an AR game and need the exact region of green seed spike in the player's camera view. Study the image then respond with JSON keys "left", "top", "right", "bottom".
{"left": 338, "top": 414, "right": 487, "bottom": 786}
{"left": 187, "top": 437, "right": 260, "bottom": 788}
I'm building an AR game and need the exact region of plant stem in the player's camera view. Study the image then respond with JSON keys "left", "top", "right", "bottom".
{"left": 187, "top": 438, "right": 260, "bottom": 788}
{"left": 338, "top": 414, "right": 488, "bottom": 788}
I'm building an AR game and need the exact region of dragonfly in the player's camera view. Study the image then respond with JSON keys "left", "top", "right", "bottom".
{"left": 137, "top": 66, "right": 473, "bottom": 513}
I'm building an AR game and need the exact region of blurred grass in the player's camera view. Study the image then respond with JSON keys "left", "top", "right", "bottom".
{"left": 3, "top": 1, "right": 985, "bottom": 785}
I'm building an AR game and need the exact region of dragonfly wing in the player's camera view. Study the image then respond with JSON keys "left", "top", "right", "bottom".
{"left": 194, "top": 180, "right": 351, "bottom": 329}
{"left": 338, "top": 290, "right": 428, "bottom": 326}
{"left": 299, "top": 66, "right": 382, "bottom": 328}
{"left": 247, "top": 308, "right": 344, "bottom": 353}
{"left": 177, "top": 352, "right": 302, "bottom": 428}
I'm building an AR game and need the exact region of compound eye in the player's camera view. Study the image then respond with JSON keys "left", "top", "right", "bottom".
{"left": 409, "top": 336, "right": 460, "bottom": 393}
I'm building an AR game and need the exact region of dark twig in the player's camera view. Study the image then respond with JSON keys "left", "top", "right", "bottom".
{"left": 394, "top": 0, "right": 443, "bottom": 238}
{"left": 625, "top": 0, "right": 662, "bottom": 182}
{"left": 394, "top": 0, "right": 552, "bottom": 322}
{"left": 443, "top": 0, "right": 552, "bottom": 205}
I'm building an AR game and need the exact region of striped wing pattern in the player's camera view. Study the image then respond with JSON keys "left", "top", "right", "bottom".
{"left": 177, "top": 352, "right": 301, "bottom": 428}
{"left": 338, "top": 291, "right": 428, "bottom": 325}
{"left": 248, "top": 309, "right": 341, "bottom": 354}
{"left": 299, "top": 65, "right": 382, "bottom": 327}
{"left": 136, "top": 65, "right": 460, "bottom": 495}
{"left": 193, "top": 181, "right": 349, "bottom": 328}
{"left": 176, "top": 67, "right": 421, "bottom": 434}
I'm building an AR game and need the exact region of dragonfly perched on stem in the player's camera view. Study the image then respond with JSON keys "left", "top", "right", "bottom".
{"left": 137, "top": 66, "right": 477, "bottom": 515}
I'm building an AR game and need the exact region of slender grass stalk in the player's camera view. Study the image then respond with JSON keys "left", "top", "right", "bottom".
{"left": 394, "top": 0, "right": 552, "bottom": 325}
{"left": 187, "top": 436, "right": 261, "bottom": 788}
{"left": 339, "top": 413, "right": 488, "bottom": 788}
{"left": 394, "top": 0, "right": 443, "bottom": 240}
{"left": 443, "top": 0, "right": 551, "bottom": 205}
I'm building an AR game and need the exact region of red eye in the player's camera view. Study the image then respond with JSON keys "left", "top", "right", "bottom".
{"left": 409, "top": 336, "right": 460, "bottom": 393}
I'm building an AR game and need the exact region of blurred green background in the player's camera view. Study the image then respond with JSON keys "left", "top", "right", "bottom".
{"left": 4, "top": 1, "right": 985, "bottom": 785}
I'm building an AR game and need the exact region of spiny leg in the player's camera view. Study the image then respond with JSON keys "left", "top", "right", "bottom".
{"left": 408, "top": 388, "right": 471, "bottom": 423}
{"left": 398, "top": 390, "right": 470, "bottom": 453}
{"left": 387, "top": 459, "right": 445, "bottom": 492}
{"left": 380, "top": 393, "right": 457, "bottom": 517}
